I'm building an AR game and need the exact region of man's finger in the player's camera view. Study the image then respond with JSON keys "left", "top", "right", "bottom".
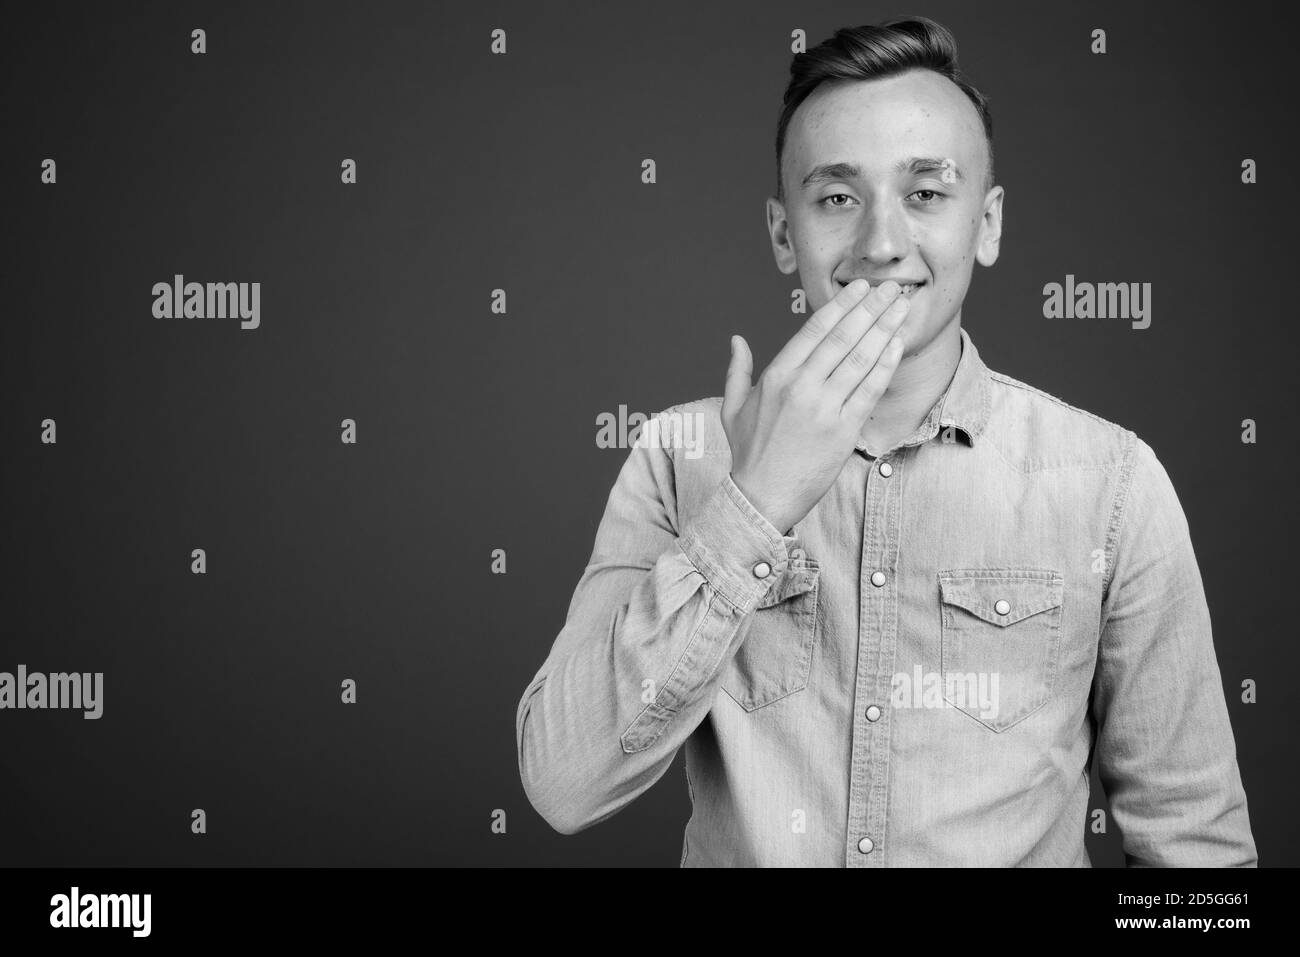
{"left": 722, "top": 334, "right": 754, "bottom": 423}
{"left": 823, "top": 292, "right": 910, "bottom": 402}
{"left": 842, "top": 330, "right": 906, "bottom": 422}
{"left": 768, "top": 279, "right": 871, "bottom": 372}
{"left": 801, "top": 280, "right": 905, "bottom": 381}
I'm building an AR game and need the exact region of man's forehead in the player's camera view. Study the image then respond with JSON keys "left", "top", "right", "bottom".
{"left": 801, "top": 69, "right": 976, "bottom": 131}
{"left": 787, "top": 71, "right": 982, "bottom": 183}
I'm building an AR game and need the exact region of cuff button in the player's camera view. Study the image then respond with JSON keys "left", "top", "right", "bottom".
{"left": 752, "top": 561, "right": 772, "bottom": 579}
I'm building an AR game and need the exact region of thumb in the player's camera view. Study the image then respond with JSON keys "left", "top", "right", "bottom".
{"left": 722, "top": 334, "right": 753, "bottom": 422}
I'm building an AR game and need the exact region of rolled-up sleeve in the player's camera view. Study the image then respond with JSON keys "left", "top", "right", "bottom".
{"left": 516, "top": 416, "right": 796, "bottom": 835}
{"left": 1093, "top": 435, "right": 1257, "bottom": 866}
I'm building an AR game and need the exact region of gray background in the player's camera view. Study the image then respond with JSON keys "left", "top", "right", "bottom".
{"left": 1, "top": 0, "right": 1294, "bottom": 866}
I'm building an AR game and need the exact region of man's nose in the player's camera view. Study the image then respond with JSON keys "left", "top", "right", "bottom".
{"left": 851, "top": 201, "right": 912, "bottom": 264}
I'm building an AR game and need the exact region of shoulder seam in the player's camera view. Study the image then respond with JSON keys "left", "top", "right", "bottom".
{"left": 986, "top": 371, "right": 1128, "bottom": 434}
{"left": 1101, "top": 430, "right": 1142, "bottom": 602}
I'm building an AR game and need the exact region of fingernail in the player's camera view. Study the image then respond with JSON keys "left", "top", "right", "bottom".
{"left": 880, "top": 280, "right": 900, "bottom": 298}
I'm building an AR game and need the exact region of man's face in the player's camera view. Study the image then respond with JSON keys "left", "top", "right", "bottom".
{"left": 767, "top": 68, "right": 1003, "bottom": 358}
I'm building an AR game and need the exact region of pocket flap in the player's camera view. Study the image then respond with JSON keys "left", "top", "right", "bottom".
{"left": 757, "top": 563, "right": 820, "bottom": 609}
{"left": 938, "top": 571, "right": 1063, "bottom": 626}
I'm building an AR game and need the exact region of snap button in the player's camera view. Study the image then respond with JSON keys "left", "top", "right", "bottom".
{"left": 994, "top": 599, "right": 1010, "bottom": 616}
{"left": 870, "top": 571, "right": 886, "bottom": 587}
{"left": 878, "top": 461, "right": 893, "bottom": 477}
{"left": 865, "top": 705, "right": 881, "bottom": 722}
{"left": 857, "top": 837, "right": 875, "bottom": 854}
{"left": 752, "top": 561, "right": 772, "bottom": 580}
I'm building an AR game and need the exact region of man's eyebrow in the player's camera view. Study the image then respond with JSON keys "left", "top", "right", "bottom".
{"left": 899, "top": 155, "right": 964, "bottom": 182}
{"left": 799, "top": 156, "right": 964, "bottom": 190}
{"left": 800, "top": 161, "right": 863, "bottom": 190}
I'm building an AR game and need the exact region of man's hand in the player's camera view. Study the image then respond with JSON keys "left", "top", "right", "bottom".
{"left": 721, "top": 279, "right": 910, "bottom": 534}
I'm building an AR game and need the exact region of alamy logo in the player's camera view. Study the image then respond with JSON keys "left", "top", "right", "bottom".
{"left": 152, "top": 274, "right": 260, "bottom": 329}
{"left": 596, "top": 405, "right": 705, "bottom": 460}
{"left": 50, "top": 886, "right": 150, "bottom": 937}
{"left": 0, "top": 665, "right": 103, "bottom": 719}
{"left": 891, "top": 665, "right": 1000, "bottom": 719}
{"left": 1042, "top": 274, "right": 1151, "bottom": 329}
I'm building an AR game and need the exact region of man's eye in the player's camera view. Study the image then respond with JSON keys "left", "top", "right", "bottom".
{"left": 820, "top": 193, "right": 855, "bottom": 208}
{"left": 820, "top": 191, "right": 945, "bottom": 208}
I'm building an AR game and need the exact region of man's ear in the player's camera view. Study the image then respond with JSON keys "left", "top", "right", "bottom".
{"left": 766, "top": 196, "right": 799, "bottom": 275}
{"left": 975, "top": 185, "right": 1004, "bottom": 268}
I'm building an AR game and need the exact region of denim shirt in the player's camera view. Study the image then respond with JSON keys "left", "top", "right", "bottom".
{"left": 515, "top": 326, "right": 1257, "bottom": 867}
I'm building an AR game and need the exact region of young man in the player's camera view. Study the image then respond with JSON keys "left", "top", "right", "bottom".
{"left": 515, "top": 17, "right": 1256, "bottom": 867}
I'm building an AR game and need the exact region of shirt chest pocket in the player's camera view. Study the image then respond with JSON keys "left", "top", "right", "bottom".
{"left": 720, "top": 559, "right": 821, "bottom": 712}
{"left": 938, "top": 569, "right": 1064, "bottom": 733}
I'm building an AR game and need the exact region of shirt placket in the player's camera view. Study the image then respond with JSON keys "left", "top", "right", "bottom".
{"left": 843, "top": 398, "right": 944, "bottom": 867}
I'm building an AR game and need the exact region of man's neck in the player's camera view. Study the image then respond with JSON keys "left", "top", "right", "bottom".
{"left": 857, "top": 318, "right": 964, "bottom": 457}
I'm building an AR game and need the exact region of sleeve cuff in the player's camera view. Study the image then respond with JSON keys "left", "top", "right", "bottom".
{"left": 677, "top": 475, "right": 794, "bottom": 613}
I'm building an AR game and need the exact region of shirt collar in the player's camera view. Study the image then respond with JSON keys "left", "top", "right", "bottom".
{"left": 857, "top": 324, "right": 992, "bottom": 454}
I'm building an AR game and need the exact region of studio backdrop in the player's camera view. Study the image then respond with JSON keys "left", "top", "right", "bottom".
{"left": 2, "top": 0, "right": 1295, "bottom": 866}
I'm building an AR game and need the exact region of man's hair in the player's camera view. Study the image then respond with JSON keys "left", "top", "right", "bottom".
{"left": 775, "top": 16, "right": 995, "bottom": 201}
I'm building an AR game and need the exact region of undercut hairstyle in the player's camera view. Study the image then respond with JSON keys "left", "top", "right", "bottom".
{"left": 774, "top": 16, "right": 995, "bottom": 201}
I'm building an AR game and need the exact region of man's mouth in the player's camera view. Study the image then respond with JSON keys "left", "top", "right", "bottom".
{"left": 838, "top": 279, "right": 926, "bottom": 297}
